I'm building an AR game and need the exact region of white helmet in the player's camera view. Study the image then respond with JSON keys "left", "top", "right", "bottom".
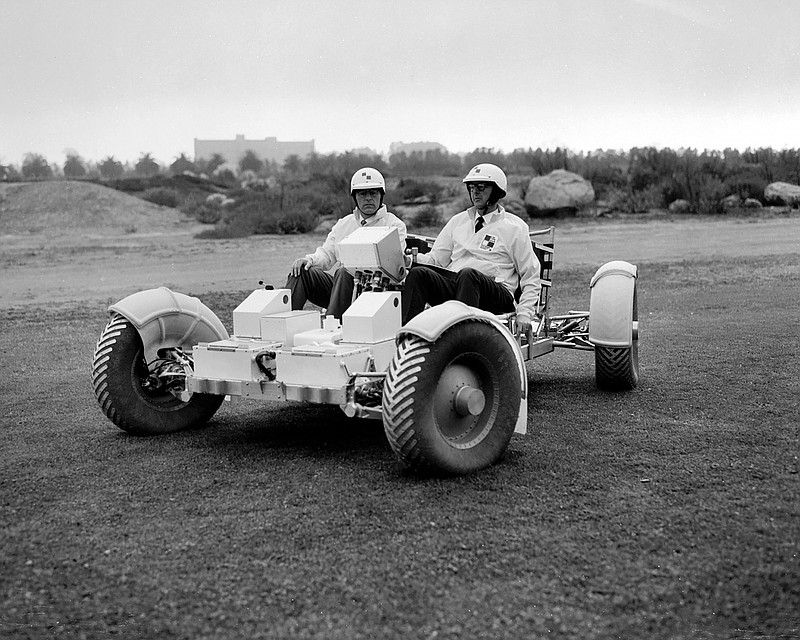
{"left": 350, "top": 167, "right": 386, "bottom": 196}
{"left": 462, "top": 163, "right": 507, "bottom": 199}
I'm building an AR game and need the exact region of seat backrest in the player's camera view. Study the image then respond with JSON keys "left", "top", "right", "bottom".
{"left": 529, "top": 226, "right": 555, "bottom": 316}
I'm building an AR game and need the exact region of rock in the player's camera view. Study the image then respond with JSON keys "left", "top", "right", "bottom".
{"left": 669, "top": 199, "right": 693, "bottom": 214}
{"left": 744, "top": 198, "right": 763, "bottom": 209}
{"left": 764, "top": 182, "right": 800, "bottom": 206}
{"left": 721, "top": 194, "right": 741, "bottom": 211}
{"left": 524, "top": 170, "right": 595, "bottom": 215}
{"left": 502, "top": 196, "right": 527, "bottom": 218}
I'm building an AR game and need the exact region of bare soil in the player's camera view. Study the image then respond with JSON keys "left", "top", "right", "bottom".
{"left": 2, "top": 181, "right": 798, "bottom": 310}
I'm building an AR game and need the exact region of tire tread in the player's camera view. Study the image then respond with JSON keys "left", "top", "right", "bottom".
{"left": 595, "top": 346, "right": 638, "bottom": 391}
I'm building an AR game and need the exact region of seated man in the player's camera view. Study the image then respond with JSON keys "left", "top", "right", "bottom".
{"left": 285, "top": 167, "right": 407, "bottom": 319}
{"left": 401, "top": 163, "right": 541, "bottom": 335}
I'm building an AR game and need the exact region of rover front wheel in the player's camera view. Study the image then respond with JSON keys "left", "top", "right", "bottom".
{"left": 382, "top": 321, "right": 521, "bottom": 475}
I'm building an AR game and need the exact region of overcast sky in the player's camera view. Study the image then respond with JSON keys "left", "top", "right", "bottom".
{"left": 2, "top": 0, "right": 799, "bottom": 167}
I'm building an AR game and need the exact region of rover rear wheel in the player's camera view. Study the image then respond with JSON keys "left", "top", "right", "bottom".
{"left": 92, "top": 313, "right": 223, "bottom": 435}
{"left": 594, "top": 282, "right": 639, "bottom": 391}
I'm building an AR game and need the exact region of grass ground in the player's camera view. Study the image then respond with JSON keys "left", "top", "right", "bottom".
{"left": 1, "top": 240, "right": 798, "bottom": 638}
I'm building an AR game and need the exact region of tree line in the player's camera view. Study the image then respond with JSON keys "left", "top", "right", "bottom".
{"left": 4, "top": 146, "right": 800, "bottom": 213}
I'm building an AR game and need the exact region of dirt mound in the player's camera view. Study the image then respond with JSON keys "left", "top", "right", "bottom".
{"left": 0, "top": 181, "right": 197, "bottom": 237}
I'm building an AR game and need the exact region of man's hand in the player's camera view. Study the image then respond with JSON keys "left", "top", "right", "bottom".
{"left": 289, "top": 257, "right": 311, "bottom": 277}
{"left": 515, "top": 314, "right": 535, "bottom": 342}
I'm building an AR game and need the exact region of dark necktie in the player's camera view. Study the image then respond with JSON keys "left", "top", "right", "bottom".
{"left": 475, "top": 215, "right": 485, "bottom": 233}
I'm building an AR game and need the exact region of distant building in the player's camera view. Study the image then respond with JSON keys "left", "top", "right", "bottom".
{"left": 347, "top": 147, "right": 380, "bottom": 158}
{"left": 389, "top": 141, "right": 448, "bottom": 156}
{"left": 194, "top": 134, "right": 315, "bottom": 170}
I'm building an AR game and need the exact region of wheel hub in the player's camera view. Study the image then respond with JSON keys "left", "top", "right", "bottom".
{"left": 453, "top": 386, "right": 485, "bottom": 416}
{"left": 434, "top": 362, "right": 489, "bottom": 440}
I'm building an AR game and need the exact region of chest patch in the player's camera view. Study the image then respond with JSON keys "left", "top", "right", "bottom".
{"left": 479, "top": 234, "right": 498, "bottom": 251}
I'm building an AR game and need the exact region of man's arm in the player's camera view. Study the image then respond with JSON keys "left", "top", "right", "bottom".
{"left": 512, "top": 228, "right": 542, "bottom": 323}
{"left": 306, "top": 218, "right": 347, "bottom": 271}
{"left": 416, "top": 218, "right": 455, "bottom": 267}
{"left": 390, "top": 215, "right": 408, "bottom": 251}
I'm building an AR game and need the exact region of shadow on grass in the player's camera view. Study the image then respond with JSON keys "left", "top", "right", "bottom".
{"left": 119, "top": 367, "right": 628, "bottom": 482}
{"left": 151, "top": 401, "right": 396, "bottom": 472}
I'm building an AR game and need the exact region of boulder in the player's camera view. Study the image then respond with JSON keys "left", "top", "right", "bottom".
{"left": 524, "top": 170, "right": 594, "bottom": 215}
{"left": 669, "top": 199, "right": 693, "bottom": 214}
{"left": 721, "top": 194, "right": 741, "bottom": 211}
{"left": 764, "top": 182, "right": 800, "bottom": 206}
{"left": 744, "top": 198, "right": 763, "bottom": 209}
{"left": 502, "top": 196, "right": 527, "bottom": 218}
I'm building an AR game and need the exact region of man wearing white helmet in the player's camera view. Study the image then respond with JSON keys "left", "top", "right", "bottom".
{"left": 285, "top": 167, "right": 406, "bottom": 318}
{"left": 402, "top": 163, "right": 541, "bottom": 334}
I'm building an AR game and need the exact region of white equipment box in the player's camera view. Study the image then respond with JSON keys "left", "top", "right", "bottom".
{"left": 193, "top": 338, "right": 281, "bottom": 382}
{"left": 340, "top": 338, "right": 396, "bottom": 372}
{"left": 292, "top": 327, "right": 343, "bottom": 347}
{"left": 338, "top": 226, "right": 406, "bottom": 283}
{"left": 342, "top": 292, "right": 401, "bottom": 344}
{"left": 276, "top": 344, "right": 371, "bottom": 387}
{"left": 260, "top": 310, "right": 321, "bottom": 346}
{"left": 233, "top": 289, "right": 291, "bottom": 338}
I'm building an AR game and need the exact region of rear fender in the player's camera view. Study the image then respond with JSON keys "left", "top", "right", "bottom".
{"left": 399, "top": 300, "right": 529, "bottom": 435}
{"left": 588, "top": 261, "right": 638, "bottom": 347}
{"left": 109, "top": 287, "right": 229, "bottom": 361}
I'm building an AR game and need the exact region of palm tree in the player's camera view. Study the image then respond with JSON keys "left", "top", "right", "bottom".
{"left": 135, "top": 153, "right": 160, "bottom": 177}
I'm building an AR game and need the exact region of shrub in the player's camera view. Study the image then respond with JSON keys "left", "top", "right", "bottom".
{"left": 213, "top": 168, "right": 238, "bottom": 186}
{"left": 228, "top": 190, "right": 281, "bottom": 219}
{"left": 142, "top": 187, "right": 179, "bottom": 208}
{"left": 178, "top": 192, "right": 207, "bottom": 218}
{"left": 601, "top": 186, "right": 664, "bottom": 213}
{"left": 388, "top": 179, "right": 443, "bottom": 205}
{"left": 411, "top": 205, "right": 443, "bottom": 230}
{"left": 307, "top": 189, "right": 351, "bottom": 218}
{"left": 723, "top": 172, "right": 769, "bottom": 201}
{"left": 193, "top": 205, "right": 223, "bottom": 225}
{"left": 205, "top": 193, "right": 230, "bottom": 206}
{"left": 196, "top": 190, "right": 319, "bottom": 238}
{"left": 695, "top": 177, "right": 728, "bottom": 214}
{"left": 274, "top": 208, "right": 319, "bottom": 234}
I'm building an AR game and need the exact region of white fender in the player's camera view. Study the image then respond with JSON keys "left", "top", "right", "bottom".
{"left": 399, "top": 300, "right": 529, "bottom": 435}
{"left": 589, "top": 261, "right": 638, "bottom": 347}
{"left": 109, "top": 287, "right": 229, "bottom": 361}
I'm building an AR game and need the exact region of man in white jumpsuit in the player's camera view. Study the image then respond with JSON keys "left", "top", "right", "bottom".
{"left": 285, "top": 167, "right": 406, "bottom": 318}
{"left": 401, "top": 163, "right": 541, "bottom": 334}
